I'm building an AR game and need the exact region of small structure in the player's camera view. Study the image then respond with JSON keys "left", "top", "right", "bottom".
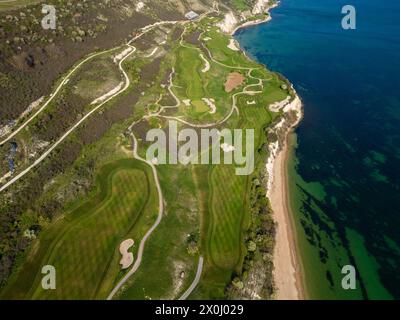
{"left": 185, "top": 11, "right": 199, "bottom": 20}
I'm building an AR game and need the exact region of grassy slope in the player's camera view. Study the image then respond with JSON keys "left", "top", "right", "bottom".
{"left": 1, "top": 12, "right": 292, "bottom": 300}
{"left": 117, "top": 164, "right": 200, "bottom": 300}
{"left": 0, "top": 159, "right": 158, "bottom": 299}
{"left": 191, "top": 97, "right": 280, "bottom": 299}
{"left": 171, "top": 19, "right": 288, "bottom": 299}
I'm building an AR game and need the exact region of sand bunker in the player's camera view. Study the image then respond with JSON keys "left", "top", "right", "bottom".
{"left": 225, "top": 72, "right": 245, "bottom": 93}
{"left": 119, "top": 239, "right": 135, "bottom": 270}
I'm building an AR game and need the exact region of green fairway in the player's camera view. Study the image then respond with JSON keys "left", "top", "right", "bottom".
{"left": 117, "top": 164, "right": 201, "bottom": 300}
{"left": 203, "top": 27, "right": 256, "bottom": 68}
{"left": 173, "top": 44, "right": 232, "bottom": 123}
{"left": 144, "top": 20, "right": 292, "bottom": 299}
{"left": 208, "top": 165, "right": 248, "bottom": 269}
{"left": 175, "top": 47, "right": 205, "bottom": 99}
{"left": 0, "top": 159, "right": 158, "bottom": 300}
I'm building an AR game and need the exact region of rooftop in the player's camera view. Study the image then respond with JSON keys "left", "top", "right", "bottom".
{"left": 185, "top": 11, "right": 199, "bottom": 20}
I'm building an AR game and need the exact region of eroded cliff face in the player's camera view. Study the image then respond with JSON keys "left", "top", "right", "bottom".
{"left": 215, "top": 0, "right": 276, "bottom": 34}
{"left": 265, "top": 94, "right": 303, "bottom": 197}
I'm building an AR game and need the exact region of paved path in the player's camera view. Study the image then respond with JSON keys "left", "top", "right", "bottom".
{"left": 107, "top": 133, "right": 164, "bottom": 300}
{"left": 0, "top": 44, "right": 137, "bottom": 193}
{"left": 1, "top": 5, "right": 272, "bottom": 300}
{"left": 179, "top": 256, "right": 204, "bottom": 300}
{"left": 0, "top": 22, "right": 179, "bottom": 193}
{"left": 0, "top": 47, "right": 121, "bottom": 146}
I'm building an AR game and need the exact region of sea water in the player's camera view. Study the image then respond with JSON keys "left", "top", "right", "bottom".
{"left": 235, "top": 0, "right": 400, "bottom": 299}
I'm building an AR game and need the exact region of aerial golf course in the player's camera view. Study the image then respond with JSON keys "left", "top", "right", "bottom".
{"left": 0, "top": 14, "right": 293, "bottom": 300}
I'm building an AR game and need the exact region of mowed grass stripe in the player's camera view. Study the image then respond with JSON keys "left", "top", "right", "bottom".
{"left": 208, "top": 164, "right": 248, "bottom": 269}
{"left": 0, "top": 159, "right": 155, "bottom": 300}
{"left": 32, "top": 168, "right": 147, "bottom": 299}
{"left": 176, "top": 47, "right": 204, "bottom": 99}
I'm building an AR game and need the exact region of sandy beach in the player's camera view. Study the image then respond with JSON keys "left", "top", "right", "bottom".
{"left": 270, "top": 135, "right": 304, "bottom": 300}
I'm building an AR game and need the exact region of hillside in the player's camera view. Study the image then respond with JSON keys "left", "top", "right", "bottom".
{"left": 0, "top": 0, "right": 301, "bottom": 300}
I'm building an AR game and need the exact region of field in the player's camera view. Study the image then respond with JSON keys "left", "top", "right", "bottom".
{"left": 0, "top": 159, "right": 159, "bottom": 299}
{"left": 0, "top": 9, "right": 294, "bottom": 300}
{"left": 117, "top": 164, "right": 201, "bottom": 300}
{"left": 191, "top": 85, "right": 281, "bottom": 298}
{"left": 173, "top": 41, "right": 232, "bottom": 123}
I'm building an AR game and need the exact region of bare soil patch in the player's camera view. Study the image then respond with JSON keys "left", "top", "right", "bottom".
{"left": 224, "top": 72, "right": 245, "bottom": 93}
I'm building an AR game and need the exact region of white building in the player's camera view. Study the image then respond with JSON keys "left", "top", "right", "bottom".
{"left": 185, "top": 11, "right": 199, "bottom": 20}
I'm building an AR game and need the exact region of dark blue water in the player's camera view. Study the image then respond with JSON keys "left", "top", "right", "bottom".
{"left": 236, "top": 0, "right": 400, "bottom": 299}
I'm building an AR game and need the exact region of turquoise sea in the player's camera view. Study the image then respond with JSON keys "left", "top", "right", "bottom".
{"left": 235, "top": 0, "right": 400, "bottom": 299}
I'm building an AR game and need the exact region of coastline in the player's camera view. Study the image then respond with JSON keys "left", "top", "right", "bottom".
{"left": 217, "top": 1, "right": 279, "bottom": 36}
{"left": 270, "top": 130, "right": 305, "bottom": 300}
{"left": 229, "top": 0, "right": 305, "bottom": 300}
{"left": 231, "top": 3, "right": 278, "bottom": 36}
{"left": 230, "top": 15, "right": 272, "bottom": 36}
{"left": 262, "top": 93, "right": 304, "bottom": 300}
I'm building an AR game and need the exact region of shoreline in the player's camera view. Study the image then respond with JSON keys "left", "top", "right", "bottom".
{"left": 231, "top": 2, "right": 279, "bottom": 36}
{"left": 263, "top": 93, "right": 305, "bottom": 300}
{"left": 217, "top": 1, "right": 279, "bottom": 36}
{"left": 270, "top": 131, "right": 305, "bottom": 300}
{"left": 230, "top": 15, "right": 272, "bottom": 36}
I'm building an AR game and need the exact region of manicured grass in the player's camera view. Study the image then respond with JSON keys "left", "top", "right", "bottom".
{"left": 203, "top": 28, "right": 257, "bottom": 68}
{"left": 156, "top": 22, "right": 289, "bottom": 299}
{"left": 174, "top": 29, "right": 268, "bottom": 124}
{"left": 188, "top": 87, "right": 277, "bottom": 299}
{"left": 0, "top": 159, "right": 158, "bottom": 300}
{"left": 208, "top": 165, "right": 248, "bottom": 269}
{"left": 117, "top": 164, "right": 200, "bottom": 300}
{"left": 175, "top": 47, "right": 205, "bottom": 99}
{"left": 1, "top": 16, "right": 295, "bottom": 301}
{"left": 173, "top": 45, "right": 233, "bottom": 123}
